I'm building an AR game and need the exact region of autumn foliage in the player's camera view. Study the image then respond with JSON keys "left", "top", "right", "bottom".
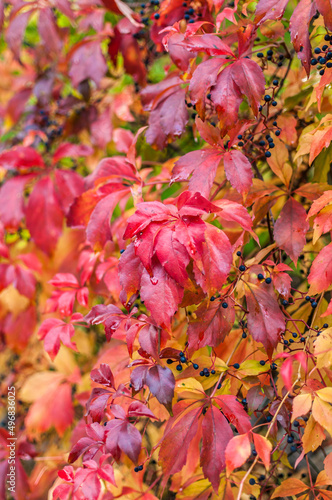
{"left": 2, "top": 0, "right": 332, "bottom": 498}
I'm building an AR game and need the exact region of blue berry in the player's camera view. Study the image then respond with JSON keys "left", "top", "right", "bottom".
{"left": 257, "top": 52, "right": 264, "bottom": 57}
{"left": 305, "top": 296, "right": 310, "bottom": 301}
{"left": 264, "top": 95, "right": 271, "bottom": 102}
{"left": 200, "top": 371, "right": 204, "bottom": 376}
{"left": 193, "top": 363, "right": 199, "bottom": 369}
{"left": 300, "top": 337, "right": 305, "bottom": 342}
{"left": 294, "top": 420, "right": 299, "bottom": 427}
{"left": 211, "top": 369, "right": 216, "bottom": 374}
{"left": 259, "top": 140, "right": 266, "bottom": 146}
{"left": 287, "top": 435, "right": 294, "bottom": 443}
{"left": 271, "top": 363, "right": 277, "bottom": 370}
{"left": 267, "top": 136, "right": 273, "bottom": 142}
{"left": 184, "top": 13, "right": 190, "bottom": 20}
{"left": 272, "top": 101, "right": 277, "bottom": 106}
{"left": 120, "top": 249, "right": 125, "bottom": 254}
{"left": 233, "top": 363, "right": 240, "bottom": 369}
{"left": 237, "top": 135, "right": 242, "bottom": 140}
{"left": 222, "top": 302, "right": 228, "bottom": 309}
{"left": 249, "top": 478, "right": 256, "bottom": 485}
{"left": 311, "top": 58, "right": 318, "bottom": 65}
{"left": 314, "top": 47, "right": 321, "bottom": 54}
{"left": 252, "top": 450, "right": 257, "bottom": 456}
{"left": 242, "top": 332, "right": 247, "bottom": 338}
{"left": 290, "top": 445, "right": 297, "bottom": 452}
{"left": 217, "top": 382, "right": 222, "bottom": 389}
{"left": 282, "top": 300, "right": 288, "bottom": 306}
{"left": 269, "top": 142, "right": 275, "bottom": 148}
{"left": 210, "top": 296, "right": 215, "bottom": 301}
{"left": 176, "top": 364, "right": 183, "bottom": 371}
{"left": 265, "top": 277, "right": 272, "bottom": 284}
{"left": 273, "top": 121, "right": 278, "bottom": 126}
{"left": 292, "top": 332, "right": 297, "bottom": 338}
{"left": 260, "top": 360, "right": 266, "bottom": 366}
{"left": 258, "top": 273, "right": 264, "bottom": 280}
{"left": 167, "top": 359, "right": 173, "bottom": 364}
{"left": 323, "top": 323, "right": 328, "bottom": 328}
{"left": 275, "top": 130, "right": 281, "bottom": 136}
{"left": 239, "top": 265, "right": 246, "bottom": 272}
{"left": 266, "top": 415, "right": 272, "bottom": 422}
{"left": 134, "top": 466, "right": 139, "bottom": 472}
{"left": 238, "top": 141, "right": 244, "bottom": 146}
{"left": 265, "top": 151, "right": 271, "bottom": 158}
{"left": 273, "top": 79, "right": 278, "bottom": 85}
{"left": 312, "top": 301, "right": 317, "bottom": 308}
{"left": 284, "top": 339, "right": 289, "bottom": 345}
{"left": 154, "top": 13, "right": 160, "bottom": 19}
{"left": 180, "top": 356, "right": 186, "bottom": 363}
{"left": 320, "top": 69, "right": 325, "bottom": 75}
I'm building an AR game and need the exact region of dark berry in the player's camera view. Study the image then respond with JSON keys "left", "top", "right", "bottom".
{"left": 325, "top": 34, "right": 330, "bottom": 41}
{"left": 188, "top": 19, "right": 194, "bottom": 23}
{"left": 260, "top": 360, "right": 266, "bottom": 366}
{"left": 237, "top": 135, "right": 243, "bottom": 140}
{"left": 314, "top": 47, "right": 321, "bottom": 54}
{"left": 310, "top": 297, "right": 315, "bottom": 303}
{"left": 217, "top": 382, "right": 222, "bottom": 389}
{"left": 167, "top": 359, "right": 174, "bottom": 364}
{"left": 259, "top": 105, "right": 263, "bottom": 111}
{"left": 154, "top": 13, "right": 160, "bottom": 19}
{"left": 320, "top": 69, "right": 325, "bottom": 75}
{"left": 267, "top": 136, "right": 273, "bottom": 142}
{"left": 242, "top": 398, "right": 247, "bottom": 404}
{"left": 207, "top": 93, "right": 211, "bottom": 99}
{"left": 140, "top": 9, "right": 144, "bottom": 15}
{"left": 211, "top": 369, "right": 216, "bottom": 374}
{"left": 176, "top": 364, "right": 183, "bottom": 371}
{"left": 273, "top": 121, "right": 278, "bottom": 126}
{"left": 257, "top": 52, "right": 264, "bottom": 58}
{"left": 258, "top": 273, "right": 264, "bottom": 280}
{"left": 272, "top": 101, "right": 277, "bottom": 106}
{"left": 287, "top": 435, "right": 294, "bottom": 443}
{"left": 259, "top": 140, "right": 266, "bottom": 146}
{"left": 311, "top": 58, "right": 318, "bottom": 65}
{"left": 277, "top": 61, "right": 283, "bottom": 67}
{"left": 239, "top": 265, "right": 246, "bottom": 271}
{"left": 282, "top": 300, "right": 288, "bottom": 306}
{"left": 294, "top": 420, "right": 300, "bottom": 427}
{"left": 311, "top": 301, "right": 317, "bottom": 308}
{"left": 327, "top": 62, "right": 332, "bottom": 68}
{"left": 242, "top": 332, "right": 247, "bottom": 338}
{"left": 319, "top": 57, "right": 326, "bottom": 64}
{"left": 324, "top": 323, "right": 329, "bottom": 328}
{"left": 200, "top": 371, "right": 204, "bottom": 376}
{"left": 210, "top": 296, "right": 215, "bottom": 301}
{"left": 252, "top": 450, "right": 257, "bottom": 456}
{"left": 222, "top": 302, "right": 228, "bottom": 309}
{"left": 290, "top": 445, "right": 297, "bottom": 452}
{"left": 271, "top": 363, "right": 277, "bottom": 370}
{"left": 269, "top": 143, "right": 275, "bottom": 148}
{"left": 203, "top": 367, "right": 209, "bottom": 374}
{"left": 233, "top": 363, "right": 240, "bottom": 369}
{"left": 134, "top": 466, "right": 139, "bottom": 472}
{"left": 180, "top": 356, "right": 186, "bottom": 363}
{"left": 305, "top": 296, "right": 310, "bottom": 301}
{"left": 193, "top": 363, "right": 199, "bottom": 370}
{"left": 267, "top": 49, "right": 273, "bottom": 56}
{"left": 273, "top": 79, "right": 278, "bottom": 85}
{"left": 300, "top": 337, "right": 305, "bottom": 342}
{"left": 184, "top": 13, "right": 190, "bottom": 20}
{"left": 289, "top": 338, "right": 294, "bottom": 343}
{"left": 205, "top": 371, "right": 210, "bottom": 377}
{"left": 292, "top": 332, "right": 297, "bottom": 338}
{"left": 275, "top": 130, "right": 281, "bottom": 136}
{"left": 284, "top": 339, "right": 289, "bottom": 345}
{"left": 259, "top": 475, "right": 266, "bottom": 481}
{"left": 249, "top": 478, "right": 256, "bottom": 485}
{"left": 179, "top": 351, "right": 184, "bottom": 356}
{"left": 265, "top": 151, "right": 271, "bottom": 158}
{"left": 264, "top": 95, "right": 271, "bottom": 102}
{"left": 238, "top": 141, "right": 244, "bottom": 146}
{"left": 120, "top": 249, "right": 125, "bottom": 254}
{"left": 237, "top": 250, "right": 242, "bottom": 256}
{"left": 266, "top": 415, "right": 272, "bottom": 422}
{"left": 267, "top": 55, "right": 272, "bottom": 61}
{"left": 322, "top": 44, "right": 329, "bottom": 50}
{"left": 265, "top": 277, "right": 272, "bottom": 284}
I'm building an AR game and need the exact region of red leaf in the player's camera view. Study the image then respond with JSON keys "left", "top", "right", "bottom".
{"left": 194, "top": 225, "right": 232, "bottom": 295}
{"left": 54, "top": 170, "right": 84, "bottom": 215}
{"left": 0, "top": 174, "right": 34, "bottom": 229}
{"left": 231, "top": 59, "right": 265, "bottom": 117}
{"left": 255, "top": 0, "right": 289, "bottom": 25}
{"left": 225, "top": 433, "right": 251, "bottom": 473}
{"left": 0, "top": 146, "right": 44, "bottom": 170}
{"left": 245, "top": 283, "right": 285, "bottom": 357}
{"left": 223, "top": 150, "right": 253, "bottom": 195}
{"left": 189, "top": 58, "right": 223, "bottom": 118}
{"left": 308, "top": 242, "right": 332, "bottom": 294}
{"left": 140, "top": 261, "right": 184, "bottom": 330}
{"left": 145, "top": 365, "right": 175, "bottom": 408}
{"left": 290, "top": 0, "right": 316, "bottom": 76}
{"left": 316, "top": 0, "right": 332, "bottom": 31}
{"left": 127, "top": 401, "right": 157, "bottom": 420}
{"left": 274, "top": 198, "right": 309, "bottom": 264}
{"left": 38, "top": 8, "right": 62, "bottom": 55}
{"left": 6, "top": 10, "right": 31, "bottom": 60}
{"left": 211, "top": 64, "right": 243, "bottom": 129}
{"left": 154, "top": 225, "right": 191, "bottom": 287}
{"left": 90, "top": 364, "right": 115, "bottom": 388}
{"left": 49, "top": 273, "right": 79, "bottom": 288}
{"left": 105, "top": 419, "right": 141, "bottom": 463}
{"left": 201, "top": 405, "right": 233, "bottom": 491}
{"left": 25, "top": 177, "right": 64, "bottom": 255}
{"left": 118, "top": 242, "right": 143, "bottom": 303}
{"left": 171, "top": 149, "right": 222, "bottom": 198}
{"left": 53, "top": 143, "right": 93, "bottom": 164}
{"left": 216, "top": 395, "right": 252, "bottom": 434}
{"left": 188, "top": 300, "right": 235, "bottom": 351}
{"left": 184, "top": 34, "right": 234, "bottom": 56}
{"left": 38, "top": 318, "right": 77, "bottom": 360}
{"left": 69, "top": 41, "right": 107, "bottom": 88}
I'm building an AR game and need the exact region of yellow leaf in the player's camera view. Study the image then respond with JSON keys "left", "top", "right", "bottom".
{"left": 317, "top": 387, "right": 332, "bottom": 403}
{"left": 313, "top": 397, "right": 332, "bottom": 436}
{"left": 302, "top": 415, "right": 326, "bottom": 453}
{"left": 238, "top": 360, "right": 270, "bottom": 377}
{"left": 20, "top": 371, "right": 64, "bottom": 403}
{"left": 175, "top": 377, "right": 205, "bottom": 399}
{"left": 314, "top": 329, "right": 332, "bottom": 369}
{"left": 291, "top": 393, "right": 312, "bottom": 422}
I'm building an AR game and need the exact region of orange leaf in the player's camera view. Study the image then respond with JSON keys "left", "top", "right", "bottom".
{"left": 271, "top": 478, "right": 309, "bottom": 498}
{"left": 252, "top": 433, "right": 272, "bottom": 470}
{"left": 225, "top": 433, "right": 251, "bottom": 473}
{"left": 291, "top": 393, "right": 312, "bottom": 422}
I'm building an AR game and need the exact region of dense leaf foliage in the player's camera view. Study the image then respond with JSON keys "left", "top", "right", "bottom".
{"left": 1, "top": 0, "right": 332, "bottom": 499}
